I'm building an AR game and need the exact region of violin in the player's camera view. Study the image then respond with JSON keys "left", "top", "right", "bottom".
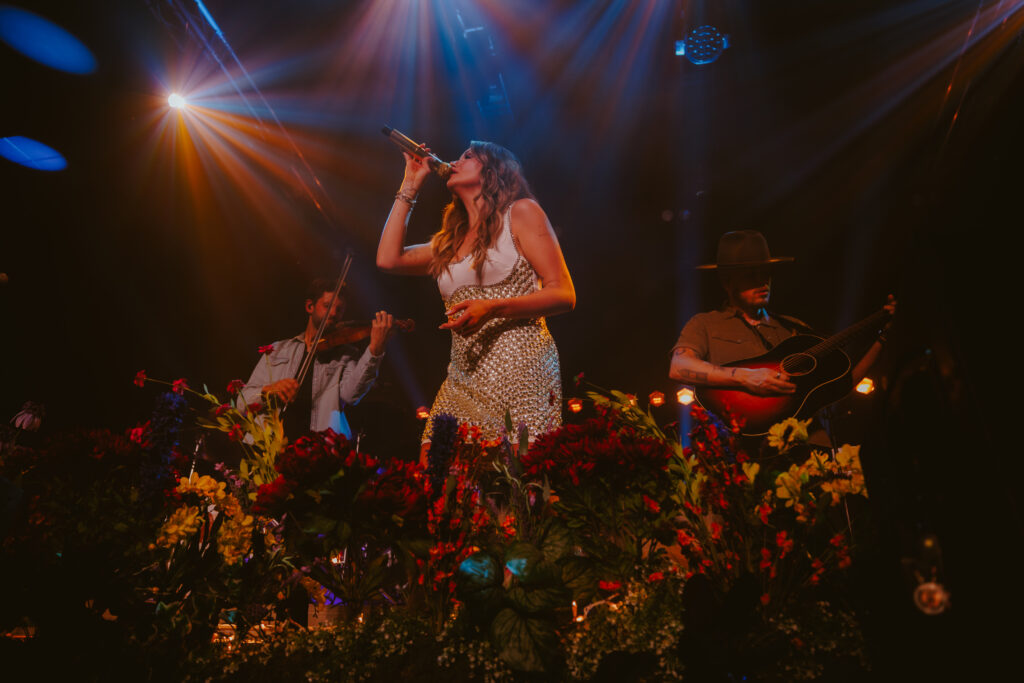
{"left": 313, "top": 318, "right": 416, "bottom": 353}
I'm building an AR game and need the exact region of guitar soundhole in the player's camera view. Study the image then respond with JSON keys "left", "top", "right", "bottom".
{"left": 781, "top": 353, "right": 816, "bottom": 376}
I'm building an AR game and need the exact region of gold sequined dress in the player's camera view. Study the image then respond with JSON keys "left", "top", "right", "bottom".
{"left": 423, "top": 205, "right": 562, "bottom": 441}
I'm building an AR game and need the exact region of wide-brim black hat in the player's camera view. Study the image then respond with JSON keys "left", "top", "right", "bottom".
{"left": 696, "top": 230, "right": 795, "bottom": 270}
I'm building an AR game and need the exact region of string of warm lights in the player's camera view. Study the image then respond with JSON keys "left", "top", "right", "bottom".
{"left": 413, "top": 377, "right": 877, "bottom": 420}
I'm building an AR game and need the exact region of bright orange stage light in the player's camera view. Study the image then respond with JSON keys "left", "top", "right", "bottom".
{"left": 415, "top": 406, "right": 430, "bottom": 420}
{"left": 648, "top": 391, "right": 665, "bottom": 407}
{"left": 855, "top": 378, "right": 875, "bottom": 395}
{"left": 567, "top": 398, "right": 583, "bottom": 413}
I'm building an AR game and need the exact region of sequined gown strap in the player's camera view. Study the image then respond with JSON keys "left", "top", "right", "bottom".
{"left": 424, "top": 204, "right": 562, "bottom": 441}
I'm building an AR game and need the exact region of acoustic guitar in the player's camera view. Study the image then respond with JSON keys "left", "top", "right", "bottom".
{"left": 694, "top": 308, "right": 891, "bottom": 436}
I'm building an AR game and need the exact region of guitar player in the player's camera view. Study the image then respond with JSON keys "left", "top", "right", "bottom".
{"left": 668, "top": 231, "right": 895, "bottom": 436}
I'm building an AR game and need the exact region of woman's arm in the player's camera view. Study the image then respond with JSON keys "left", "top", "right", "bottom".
{"left": 441, "top": 199, "right": 575, "bottom": 335}
{"left": 376, "top": 153, "right": 434, "bottom": 276}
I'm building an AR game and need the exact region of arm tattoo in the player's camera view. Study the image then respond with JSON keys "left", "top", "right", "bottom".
{"left": 678, "top": 369, "right": 709, "bottom": 383}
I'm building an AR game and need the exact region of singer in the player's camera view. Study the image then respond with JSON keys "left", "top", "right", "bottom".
{"left": 377, "top": 141, "right": 575, "bottom": 445}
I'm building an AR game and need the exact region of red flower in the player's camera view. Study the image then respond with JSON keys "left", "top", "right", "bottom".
{"left": 258, "top": 344, "right": 274, "bottom": 355}
{"left": 226, "top": 379, "right": 246, "bottom": 395}
{"left": 710, "top": 521, "right": 723, "bottom": 541}
{"left": 830, "top": 532, "right": 846, "bottom": 548}
{"left": 247, "top": 402, "right": 262, "bottom": 414}
{"left": 172, "top": 378, "right": 188, "bottom": 395}
{"left": 759, "top": 547, "right": 773, "bottom": 570}
{"left": 677, "top": 529, "right": 699, "bottom": 551}
{"left": 757, "top": 503, "right": 772, "bottom": 525}
{"left": 129, "top": 421, "right": 151, "bottom": 447}
{"left": 647, "top": 572, "right": 665, "bottom": 583}
{"left": 760, "top": 593, "right": 771, "bottom": 606}
{"left": 598, "top": 580, "right": 622, "bottom": 591}
{"left": 133, "top": 370, "right": 147, "bottom": 387}
{"left": 214, "top": 404, "right": 231, "bottom": 416}
{"left": 642, "top": 495, "right": 661, "bottom": 514}
{"left": 252, "top": 475, "right": 295, "bottom": 515}
{"left": 228, "top": 424, "right": 244, "bottom": 441}
{"left": 776, "top": 530, "right": 794, "bottom": 558}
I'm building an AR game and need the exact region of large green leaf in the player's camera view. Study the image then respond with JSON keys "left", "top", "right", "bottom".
{"left": 559, "top": 555, "right": 598, "bottom": 604}
{"left": 491, "top": 608, "right": 559, "bottom": 673}
{"left": 536, "top": 519, "right": 572, "bottom": 563}
{"left": 506, "top": 582, "right": 569, "bottom": 614}
{"left": 503, "top": 542, "right": 550, "bottom": 587}
{"left": 456, "top": 551, "right": 503, "bottom": 623}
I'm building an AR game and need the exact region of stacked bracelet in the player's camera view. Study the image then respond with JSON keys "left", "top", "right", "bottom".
{"left": 395, "top": 190, "right": 418, "bottom": 207}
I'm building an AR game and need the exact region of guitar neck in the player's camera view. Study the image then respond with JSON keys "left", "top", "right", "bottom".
{"left": 806, "top": 309, "right": 890, "bottom": 358}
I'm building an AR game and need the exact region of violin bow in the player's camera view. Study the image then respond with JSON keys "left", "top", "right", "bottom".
{"left": 281, "top": 250, "right": 354, "bottom": 416}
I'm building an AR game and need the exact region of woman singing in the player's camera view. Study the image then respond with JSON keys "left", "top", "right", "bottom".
{"left": 376, "top": 141, "right": 575, "bottom": 443}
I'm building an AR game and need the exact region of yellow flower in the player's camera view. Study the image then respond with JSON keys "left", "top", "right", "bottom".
{"left": 834, "top": 444, "right": 860, "bottom": 469}
{"left": 741, "top": 461, "right": 760, "bottom": 484}
{"left": 774, "top": 464, "right": 804, "bottom": 505}
{"left": 766, "top": 418, "right": 812, "bottom": 453}
{"left": 799, "top": 450, "right": 828, "bottom": 478}
{"left": 176, "top": 473, "right": 228, "bottom": 502}
{"left": 820, "top": 444, "right": 868, "bottom": 502}
{"left": 155, "top": 506, "right": 202, "bottom": 547}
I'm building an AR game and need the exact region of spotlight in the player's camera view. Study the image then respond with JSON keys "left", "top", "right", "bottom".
{"left": 676, "top": 25, "right": 730, "bottom": 65}
{"left": 649, "top": 391, "right": 665, "bottom": 407}
{"left": 168, "top": 92, "right": 187, "bottom": 109}
{"left": 567, "top": 398, "right": 583, "bottom": 413}
{"left": 676, "top": 387, "right": 695, "bottom": 405}
{"left": 415, "top": 406, "right": 430, "bottom": 420}
{"left": 855, "top": 378, "right": 875, "bottom": 395}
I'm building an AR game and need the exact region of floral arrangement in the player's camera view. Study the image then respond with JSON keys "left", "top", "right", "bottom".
{"left": 0, "top": 369, "right": 875, "bottom": 680}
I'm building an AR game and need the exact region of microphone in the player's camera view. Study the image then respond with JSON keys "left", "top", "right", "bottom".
{"left": 381, "top": 126, "right": 452, "bottom": 179}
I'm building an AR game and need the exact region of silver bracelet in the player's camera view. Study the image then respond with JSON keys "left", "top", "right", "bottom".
{"left": 395, "top": 190, "right": 417, "bottom": 207}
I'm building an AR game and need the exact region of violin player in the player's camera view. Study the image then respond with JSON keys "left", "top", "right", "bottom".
{"left": 239, "top": 278, "right": 395, "bottom": 440}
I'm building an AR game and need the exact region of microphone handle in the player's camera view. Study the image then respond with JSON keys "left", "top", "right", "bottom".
{"left": 382, "top": 126, "right": 452, "bottom": 178}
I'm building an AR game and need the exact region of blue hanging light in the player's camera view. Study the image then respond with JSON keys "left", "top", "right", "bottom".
{"left": 676, "top": 25, "right": 729, "bottom": 66}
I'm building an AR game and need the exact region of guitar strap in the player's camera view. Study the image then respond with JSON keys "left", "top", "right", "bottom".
{"left": 773, "top": 313, "right": 817, "bottom": 335}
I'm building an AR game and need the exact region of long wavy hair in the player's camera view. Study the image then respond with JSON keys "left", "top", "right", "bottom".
{"left": 429, "top": 141, "right": 534, "bottom": 278}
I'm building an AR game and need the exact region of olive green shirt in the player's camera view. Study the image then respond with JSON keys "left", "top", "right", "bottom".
{"left": 672, "top": 308, "right": 804, "bottom": 366}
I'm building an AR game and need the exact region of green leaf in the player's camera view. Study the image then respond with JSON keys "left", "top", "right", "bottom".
{"left": 491, "top": 608, "right": 558, "bottom": 673}
{"left": 536, "top": 519, "right": 571, "bottom": 563}
{"left": 559, "top": 556, "right": 598, "bottom": 604}
{"left": 506, "top": 582, "right": 569, "bottom": 614}
{"left": 357, "top": 555, "right": 388, "bottom": 597}
{"left": 334, "top": 520, "right": 351, "bottom": 546}
{"left": 503, "top": 542, "right": 546, "bottom": 586}
{"left": 518, "top": 424, "right": 529, "bottom": 459}
{"left": 457, "top": 552, "right": 503, "bottom": 623}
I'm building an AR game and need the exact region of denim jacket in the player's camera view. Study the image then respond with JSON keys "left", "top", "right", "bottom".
{"left": 239, "top": 335, "right": 383, "bottom": 438}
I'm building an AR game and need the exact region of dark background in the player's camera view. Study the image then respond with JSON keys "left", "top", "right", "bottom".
{"left": 2, "top": 0, "right": 1020, "bottom": 674}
